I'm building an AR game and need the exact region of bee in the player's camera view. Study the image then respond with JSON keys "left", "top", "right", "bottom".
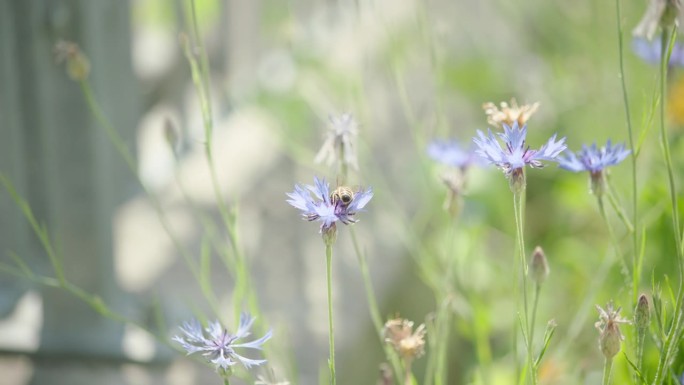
{"left": 330, "top": 185, "right": 356, "bottom": 207}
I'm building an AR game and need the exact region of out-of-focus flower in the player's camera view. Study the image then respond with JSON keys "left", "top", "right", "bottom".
{"left": 173, "top": 313, "right": 272, "bottom": 372}
{"left": 287, "top": 177, "right": 372, "bottom": 242}
{"left": 482, "top": 99, "right": 540, "bottom": 128}
{"left": 427, "top": 139, "right": 476, "bottom": 169}
{"left": 383, "top": 317, "right": 426, "bottom": 362}
{"left": 595, "top": 302, "right": 630, "bottom": 359}
{"left": 314, "top": 113, "right": 359, "bottom": 173}
{"left": 427, "top": 139, "right": 478, "bottom": 215}
{"left": 633, "top": 0, "right": 682, "bottom": 40}
{"left": 558, "top": 141, "right": 630, "bottom": 196}
{"left": 473, "top": 122, "right": 566, "bottom": 192}
{"left": 54, "top": 40, "right": 90, "bottom": 81}
{"left": 558, "top": 141, "right": 630, "bottom": 173}
{"left": 632, "top": 36, "right": 684, "bottom": 66}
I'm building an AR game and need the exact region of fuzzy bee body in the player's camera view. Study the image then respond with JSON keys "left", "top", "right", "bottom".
{"left": 330, "top": 186, "right": 355, "bottom": 207}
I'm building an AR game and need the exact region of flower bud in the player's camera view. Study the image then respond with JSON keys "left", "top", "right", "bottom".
{"left": 595, "top": 302, "right": 630, "bottom": 360}
{"left": 634, "top": 294, "right": 651, "bottom": 330}
{"left": 530, "top": 246, "right": 550, "bottom": 284}
{"left": 598, "top": 323, "right": 622, "bottom": 359}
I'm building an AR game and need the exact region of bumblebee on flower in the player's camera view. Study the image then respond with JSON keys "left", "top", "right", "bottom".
{"left": 287, "top": 176, "right": 373, "bottom": 245}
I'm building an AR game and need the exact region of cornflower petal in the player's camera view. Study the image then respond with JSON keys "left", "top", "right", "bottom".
{"left": 233, "top": 329, "right": 273, "bottom": 350}
{"left": 235, "top": 312, "right": 256, "bottom": 339}
{"left": 532, "top": 134, "right": 567, "bottom": 162}
{"left": 347, "top": 188, "right": 373, "bottom": 212}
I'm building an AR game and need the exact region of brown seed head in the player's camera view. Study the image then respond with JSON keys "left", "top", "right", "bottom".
{"left": 383, "top": 318, "right": 426, "bottom": 361}
{"left": 482, "top": 99, "right": 540, "bottom": 128}
{"left": 595, "top": 302, "right": 631, "bottom": 359}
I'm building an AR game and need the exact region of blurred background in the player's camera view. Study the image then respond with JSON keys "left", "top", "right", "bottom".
{"left": 0, "top": 0, "right": 680, "bottom": 384}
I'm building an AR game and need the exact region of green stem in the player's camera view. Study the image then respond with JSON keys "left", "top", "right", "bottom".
{"left": 349, "top": 228, "right": 403, "bottom": 382}
{"left": 604, "top": 182, "right": 635, "bottom": 233}
{"left": 636, "top": 328, "right": 646, "bottom": 376}
{"left": 597, "top": 196, "right": 631, "bottom": 284}
{"left": 529, "top": 283, "right": 541, "bottom": 384}
{"left": 602, "top": 357, "right": 614, "bottom": 385}
{"left": 614, "top": 0, "right": 639, "bottom": 304}
{"left": 325, "top": 244, "right": 336, "bottom": 385}
{"left": 513, "top": 190, "right": 533, "bottom": 385}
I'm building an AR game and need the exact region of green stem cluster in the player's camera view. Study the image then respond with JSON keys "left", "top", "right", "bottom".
{"left": 652, "top": 27, "right": 684, "bottom": 385}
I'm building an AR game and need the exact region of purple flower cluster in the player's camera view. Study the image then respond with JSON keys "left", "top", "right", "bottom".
{"left": 173, "top": 312, "right": 272, "bottom": 371}
{"left": 287, "top": 177, "right": 373, "bottom": 232}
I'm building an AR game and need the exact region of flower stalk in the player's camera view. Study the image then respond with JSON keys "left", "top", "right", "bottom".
{"left": 325, "top": 243, "right": 336, "bottom": 385}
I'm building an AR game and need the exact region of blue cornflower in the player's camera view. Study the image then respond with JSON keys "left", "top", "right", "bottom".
{"left": 427, "top": 139, "right": 476, "bottom": 169}
{"left": 558, "top": 141, "right": 630, "bottom": 196}
{"left": 558, "top": 141, "right": 630, "bottom": 174}
{"left": 632, "top": 36, "right": 684, "bottom": 66}
{"left": 287, "top": 177, "right": 373, "bottom": 242}
{"left": 473, "top": 122, "right": 566, "bottom": 191}
{"left": 173, "top": 312, "right": 272, "bottom": 372}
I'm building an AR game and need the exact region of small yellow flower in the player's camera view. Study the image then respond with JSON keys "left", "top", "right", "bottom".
{"left": 482, "top": 98, "right": 540, "bottom": 128}
{"left": 383, "top": 317, "right": 426, "bottom": 361}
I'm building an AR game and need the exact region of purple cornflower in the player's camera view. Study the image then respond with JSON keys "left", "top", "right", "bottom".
{"left": 427, "top": 139, "right": 476, "bottom": 169}
{"left": 558, "top": 141, "right": 630, "bottom": 196}
{"left": 173, "top": 312, "right": 272, "bottom": 372}
{"left": 287, "top": 177, "right": 373, "bottom": 243}
{"left": 473, "top": 122, "right": 566, "bottom": 191}
{"left": 632, "top": 37, "right": 684, "bottom": 66}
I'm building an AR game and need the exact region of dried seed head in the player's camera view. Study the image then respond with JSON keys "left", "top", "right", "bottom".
{"left": 54, "top": 40, "right": 90, "bottom": 81}
{"left": 595, "top": 302, "right": 631, "bottom": 359}
{"left": 383, "top": 318, "right": 426, "bottom": 361}
{"left": 530, "top": 246, "right": 550, "bottom": 284}
{"left": 634, "top": 294, "right": 651, "bottom": 330}
{"left": 482, "top": 99, "right": 540, "bottom": 129}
